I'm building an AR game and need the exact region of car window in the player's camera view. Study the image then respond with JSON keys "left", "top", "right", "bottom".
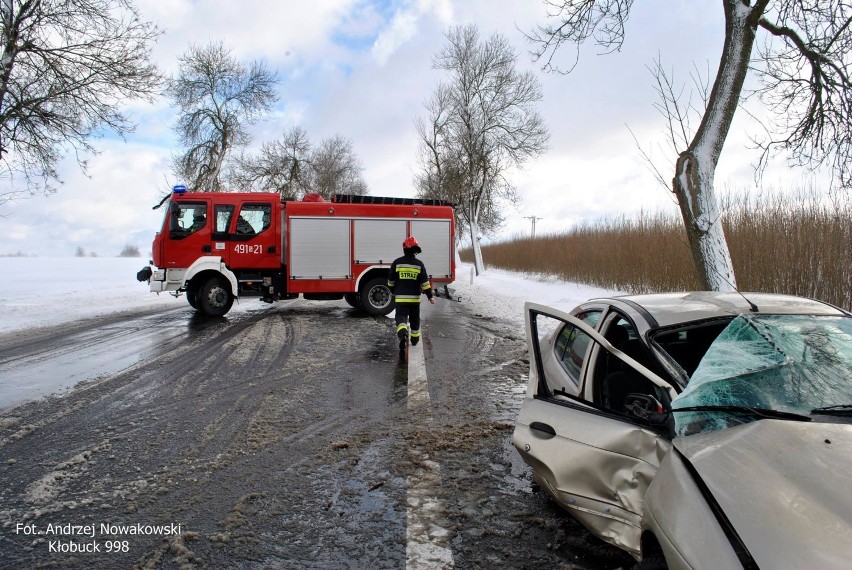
{"left": 235, "top": 203, "right": 272, "bottom": 235}
{"left": 652, "top": 319, "right": 730, "bottom": 380}
{"left": 169, "top": 202, "right": 207, "bottom": 239}
{"left": 594, "top": 315, "right": 669, "bottom": 416}
{"left": 215, "top": 204, "right": 235, "bottom": 234}
{"left": 554, "top": 311, "right": 601, "bottom": 384}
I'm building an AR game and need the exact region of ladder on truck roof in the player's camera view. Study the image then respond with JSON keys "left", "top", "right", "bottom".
{"left": 331, "top": 194, "right": 454, "bottom": 208}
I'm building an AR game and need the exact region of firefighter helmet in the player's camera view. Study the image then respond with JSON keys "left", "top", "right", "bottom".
{"left": 403, "top": 236, "right": 419, "bottom": 248}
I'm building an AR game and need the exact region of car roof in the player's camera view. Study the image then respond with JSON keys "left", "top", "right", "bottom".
{"left": 588, "top": 292, "right": 847, "bottom": 329}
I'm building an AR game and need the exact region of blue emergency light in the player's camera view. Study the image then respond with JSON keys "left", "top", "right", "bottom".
{"left": 173, "top": 184, "right": 187, "bottom": 194}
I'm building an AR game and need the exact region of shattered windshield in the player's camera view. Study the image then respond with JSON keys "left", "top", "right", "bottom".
{"left": 671, "top": 314, "right": 852, "bottom": 435}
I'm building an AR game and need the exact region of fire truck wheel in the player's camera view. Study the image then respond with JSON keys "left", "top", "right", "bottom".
{"left": 359, "top": 277, "right": 394, "bottom": 316}
{"left": 344, "top": 293, "right": 360, "bottom": 308}
{"left": 198, "top": 276, "right": 234, "bottom": 317}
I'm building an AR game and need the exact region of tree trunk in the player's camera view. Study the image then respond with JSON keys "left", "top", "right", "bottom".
{"left": 0, "top": 8, "right": 21, "bottom": 163}
{"left": 672, "top": 0, "right": 766, "bottom": 292}
{"left": 468, "top": 192, "right": 486, "bottom": 275}
{"left": 673, "top": 153, "right": 736, "bottom": 291}
{"left": 470, "top": 219, "right": 485, "bottom": 276}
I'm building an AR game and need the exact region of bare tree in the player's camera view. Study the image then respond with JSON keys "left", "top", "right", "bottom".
{"left": 232, "top": 128, "right": 368, "bottom": 199}
{"left": 414, "top": 83, "right": 456, "bottom": 203}
{"left": 416, "top": 25, "right": 549, "bottom": 275}
{"left": 231, "top": 126, "right": 312, "bottom": 198}
{"left": 529, "top": 0, "right": 852, "bottom": 291}
{"left": 119, "top": 244, "right": 141, "bottom": 257}
{"left": 169, "top": 41, "right": 278, "bottom": 192}
{"left": 414, "top": 89, "right": 498, "bottom": 246}
{"left": 308, "top": 134, "right": 368, "bottom": 199}
{"left": 0, "top": 0, "right": 161, "bottom": 204}
{"left": 629, "top": 57, "right": 712, "bottom": 194}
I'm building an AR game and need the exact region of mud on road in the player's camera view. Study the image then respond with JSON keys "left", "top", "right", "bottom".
{"left": 0, "top": 299, "right": 633, "bottom": 569}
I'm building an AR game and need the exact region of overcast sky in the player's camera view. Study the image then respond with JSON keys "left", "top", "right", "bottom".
{"left": 0, "top": 0, "right": 816, "bottom": 258}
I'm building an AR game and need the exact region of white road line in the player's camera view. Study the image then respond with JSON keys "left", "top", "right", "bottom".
{"left": 407, "top": 341, "right": 430, "bottom": 410}
{"left": 406, "top": 340, "right": 455, "bottom": 569}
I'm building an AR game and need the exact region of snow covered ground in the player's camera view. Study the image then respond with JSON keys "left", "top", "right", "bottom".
{"left": 448, "top": 263, "right": 619, "bottom": 328}
{"left": 0, "top": 257, "right": 176, "bottom": 335}
{"left": 0, "top": 256, "right": 618, "bottom": 336}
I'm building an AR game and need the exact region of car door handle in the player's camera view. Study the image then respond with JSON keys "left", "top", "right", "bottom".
{"left": 202, "top": 245, "right": 211, "bottom": 253}
{"left": 267, "top": 245, "right": 276, "bottom": 253}
{"left": 530, "top": 422, "right": 556, "bottom": 438}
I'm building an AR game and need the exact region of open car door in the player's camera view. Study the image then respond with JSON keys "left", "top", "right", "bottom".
{"left": 512, "top": 302, "right": 677, "bottom": 558}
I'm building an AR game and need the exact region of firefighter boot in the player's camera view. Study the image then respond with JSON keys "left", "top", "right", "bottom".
{"left": 411, "top": 329, "right": 421, "bottom": 346}
{"left": 397, "top": 328, "right": 408, "bottom": 351}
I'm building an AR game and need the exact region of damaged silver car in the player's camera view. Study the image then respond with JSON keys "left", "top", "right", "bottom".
{"left": 512, "top": 292, "right": 852, "bottom": 569}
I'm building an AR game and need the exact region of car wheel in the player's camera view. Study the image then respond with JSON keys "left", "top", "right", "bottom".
{"left": 359, "top": 277, "right": 394, "bottom": 316}
{"left": 344, "top": 293, "right": 360, "bottom": 308}
{"left": 197, "top": 276, "right": 234, "bottom": 317}
{"left": 633, "top": 555, "right": 667, "bottom": 570}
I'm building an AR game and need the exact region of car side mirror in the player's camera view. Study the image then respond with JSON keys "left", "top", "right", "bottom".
{"left": 625, "top": 393, "right": 674, "bottom": 434}
{"left": 624, "top": 393, "right": 662, "bottom": 418}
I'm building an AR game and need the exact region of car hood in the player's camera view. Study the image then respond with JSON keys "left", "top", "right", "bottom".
{"left": 675, "top": 419, "right": 852, "bottom": 568}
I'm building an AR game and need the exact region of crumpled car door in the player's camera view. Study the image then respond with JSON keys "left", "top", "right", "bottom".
{"left": 513, "top": 302, "right": 676, "bottom": 558}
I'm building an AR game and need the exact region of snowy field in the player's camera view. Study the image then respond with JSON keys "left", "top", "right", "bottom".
{"left": 0, "top": 257, "right": 176, "bottom": 335}
{"left": 0, "top": 257, "right": 618, "bottom": 336}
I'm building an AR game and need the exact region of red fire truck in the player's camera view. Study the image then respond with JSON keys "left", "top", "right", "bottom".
{"left": 138, "top": 186, "right": 456, "bottom": 317}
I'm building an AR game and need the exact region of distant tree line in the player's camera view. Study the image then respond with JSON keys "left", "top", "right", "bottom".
{"left": 72, "top": 244, "right": 141, "bottom": 257}
{"left": 119, "top": 245, "right": 141, "bottom": 257}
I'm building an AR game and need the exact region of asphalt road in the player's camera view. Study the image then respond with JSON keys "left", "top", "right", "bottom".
{"left": 0, "top": 298, "right": 634, "bottom": 569}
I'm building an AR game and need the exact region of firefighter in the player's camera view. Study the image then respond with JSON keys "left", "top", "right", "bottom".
{"left": 189, "top": 211, "right": 206, "bottom": 233}
{"left": 388, "top": 236, "right": 436, "bottom": 350}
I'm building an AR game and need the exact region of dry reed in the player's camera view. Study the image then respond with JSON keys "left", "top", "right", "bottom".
{"left": 461, "top": 189, "right": 852, "bottom": 310}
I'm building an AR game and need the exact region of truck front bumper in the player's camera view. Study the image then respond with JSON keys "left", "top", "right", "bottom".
{"left": 149, "top": 268, "right": 184, "bottom": 293}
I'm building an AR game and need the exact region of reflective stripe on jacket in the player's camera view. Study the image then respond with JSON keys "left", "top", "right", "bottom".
{"left": 388, "top": 254, "right": 432, "bottom": 303}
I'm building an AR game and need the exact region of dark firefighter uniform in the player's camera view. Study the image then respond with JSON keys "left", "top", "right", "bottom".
{"left": 388, "top": 237, "right": 434, "bottom": 347}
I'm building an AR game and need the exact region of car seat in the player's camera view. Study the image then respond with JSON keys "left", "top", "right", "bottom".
{"left": 601, "top": 325, "right": 656, "bottom": 413}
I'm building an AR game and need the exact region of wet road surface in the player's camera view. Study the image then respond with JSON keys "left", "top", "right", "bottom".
{"left": 0, "top": 298, "right": 633, "bottom": 569}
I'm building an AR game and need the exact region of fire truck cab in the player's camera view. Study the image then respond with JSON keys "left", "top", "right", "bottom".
{"left": 142, "top": 187, "right": 456, "bottom": 317}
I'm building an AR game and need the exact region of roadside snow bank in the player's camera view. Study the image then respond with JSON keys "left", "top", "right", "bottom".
{"left": 449, "top": 263, "right": 619, "bottom": 332}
